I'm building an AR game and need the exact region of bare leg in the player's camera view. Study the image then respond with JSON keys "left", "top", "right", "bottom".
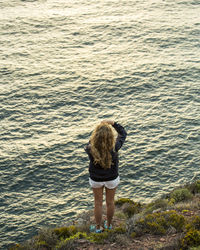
{"left": 105, "top": 187, "right": 116, "bottom": 228}
{"left": 92, "top": 187, "right": 104, "bottom": 229}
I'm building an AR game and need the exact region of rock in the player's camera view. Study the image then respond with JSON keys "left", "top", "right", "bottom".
{"left": 167, "top": 226, "right": 177, "bottom": 234}
{"left": 160, "top": 238, "right": 166, "bottom": 242}
{"left": 78, "top": 239, "right": 89, "bottom": 244}
{"left": 152, "top": 208, "right": 162, "bottom": 213}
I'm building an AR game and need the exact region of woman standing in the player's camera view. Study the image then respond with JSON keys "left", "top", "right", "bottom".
{"left": 85, "top": 120, "right": 127, "bottom": 233}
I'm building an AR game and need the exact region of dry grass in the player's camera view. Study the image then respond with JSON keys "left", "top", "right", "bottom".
{"left": 10, "top": 180, "right": 200, "bottom": 250}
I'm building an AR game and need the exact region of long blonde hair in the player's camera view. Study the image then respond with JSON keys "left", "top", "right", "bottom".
{"left": 90, "top": 123, "right": 115, "bottom": 169}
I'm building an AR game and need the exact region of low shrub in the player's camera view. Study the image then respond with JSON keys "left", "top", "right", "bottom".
{"left": 135, "top": 210, "right": 186, "bottom": 236}
{"left": 144, "top": 199, "right": 168, "bottom": 214}
{"left": 115, "top": 211, "right": 127, "bottom": 219}
{"left": 151, "top": 199, "right": 168, "bottom": 210}
{"left": 76, "top": 223, "right": 90, "bottom": 234}
{"left": 89, "top": 231, "right": 109, "bottom": 243}
{"left": 186, "top": 180, "right": 200, "bottom": 194}
{"left": 170, "top": 188, "right": 192, "bottom": 203}
{"left": 182, "top": 210, "right": 190, "bottom": 213}
{"left": 55, "top": 232, "right": 87, "bottom": 249}
{"left": 131, "top": 232, "right": 136, "bottom": 238}
{"left": 153, "top": 198, "right": 169, "bottom": 209}
{"left": 186, "top": 216, "right": 200, "bottom": 232}
{"left": 167, "top": 211, "right": 186, "bottom": 231}
{"left": 113, "top": 225, "right": 126, "bottom": 234}
{"left": 181, "top": 229, "right": 200, "bottom": 249}
{"left": 91, "top": 224, "right": 126, "bottom": 243}
{"left": 122, "top": 203, "right": 141, "bottom": 218}
{"left": 189, "top": 246, "right": 200, "bottom": 250}
{"left": 115, "top": 199, "right": 142, "bottom": 218}
{"left": 54, "top": 225, "right": 77, "bottom": 239}
{"left": 114, "top": 234, "right": 130, "bottom": 246}
{"left": 36, "top": 240, "right": 48, "bottom": 248}
{"left": 37, "top": 227, "right": 58, "bottom": 248}
{"left": 9, "top": 244, "right": 24, "bottom": 250}
{"left": 192, "top": 216, "right": 200, "bottom": 230}
{"left": 168, "top": 198, "right": 176, "bottom": 206}
{"left": 115, "top": 198, "right": 135, "bottom": 206}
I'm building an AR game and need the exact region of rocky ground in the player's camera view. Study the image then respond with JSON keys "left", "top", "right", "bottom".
{"left": 11, "top": 180, "right": 200, "bottom": 250}
{"left": 74, "top": 194, "right": 200, "bottom": 250}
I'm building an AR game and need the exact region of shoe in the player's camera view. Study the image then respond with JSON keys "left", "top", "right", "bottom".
{"left": 95, "top": 228, "right": 103, "bottom": 233}
{"left": 90, "top": 225, "right": 103, "bottom": 233}
{"left": 104, "top": 220, "right": 112, "bottom": 230}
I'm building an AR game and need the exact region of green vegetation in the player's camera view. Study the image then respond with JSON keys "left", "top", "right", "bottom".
{"left": 190, "top": 246, "right": 200, "bottom": 250}
{"left": 115, "top": 198, "right": 142, "bottom": 217}
{"left": 181, "top": 229, "right": 200, "bottom": 249}
{"left": 114, "top": 197, "right": 135, "bottom": 205}
{"left": 170, "top": 188, "right": 193, "bottom": 203}
{"left": 10, "top": 179, "right": 200, "bottom": 250}
{"left": 55, "top": 232, "right": 88, "bottom": 249}
{"left": 136, "top": 210, "right": 185, "bottom": 235}
{"left": 186, "top": 180, "right": 200, "bottom": 194}
{"left": 144, "top": 198, "right": 169, "bottom": 214}
{"left": 53, "top": 225, "right": 77, "bottom": 239}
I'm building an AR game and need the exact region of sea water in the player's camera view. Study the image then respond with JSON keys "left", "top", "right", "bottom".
{"left": 0, "top": 0, "right": 200, "bottom": 248}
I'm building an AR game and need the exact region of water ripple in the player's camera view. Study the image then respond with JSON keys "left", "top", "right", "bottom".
{"left": 1, "top": 0, "right": 200, "bottom": 248}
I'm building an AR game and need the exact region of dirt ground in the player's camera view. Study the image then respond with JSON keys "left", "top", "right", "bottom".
{"left": 74, "top": 195, "right": 200, "bottom": 250}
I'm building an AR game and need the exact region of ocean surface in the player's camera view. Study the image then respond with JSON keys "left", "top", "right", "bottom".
{"left": 0, "top": 0, "right": 200, "bottom": 248}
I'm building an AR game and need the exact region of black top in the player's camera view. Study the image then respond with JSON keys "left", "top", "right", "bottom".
{"left": 84, "top": 122, "right": 127, "bottom": 182}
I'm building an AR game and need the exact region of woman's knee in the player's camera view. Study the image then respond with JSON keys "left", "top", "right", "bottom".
{"left": 95, "top": 199, "right": 103, "bottom": 207}
{"left": 94, "top": 195, "right": 103, "bottom": 206}
{"left": 106, "top": 199, "right": 114, "bottom": 207}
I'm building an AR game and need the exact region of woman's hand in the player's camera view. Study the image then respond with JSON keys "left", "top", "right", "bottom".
{"left": 101, "top": 120, "right": 114, "bottom": 125}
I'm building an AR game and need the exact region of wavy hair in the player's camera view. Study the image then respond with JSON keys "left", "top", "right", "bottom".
{"left": 90, "top": 123, "right": 115, "bottom": 169}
